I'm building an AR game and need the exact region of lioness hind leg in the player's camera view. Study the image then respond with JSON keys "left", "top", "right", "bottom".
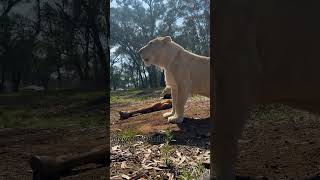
{"left": 168, "top": 83, "right": 190, "bottom": 123}
{"left": 163, "top": 88, "right": 177, "bottom": 118}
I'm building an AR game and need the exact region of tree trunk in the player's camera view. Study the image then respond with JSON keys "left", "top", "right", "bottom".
{"left": 147, "top": 68, "right": 152, "bottom": 88}
{"left": 0, "top": 65, "right": 5, "bottom": 91}
{"left": 75, "top": 62, "right": 85, "bottom": 80}
{"left": 136, "top": 67, "right": 144, "bottom": 88}
{"left": 91, "top": 24, "right": 108, "bottom": 89}
{"left": 2, "top": 0, "right": 23, "bottom": 16}
{"left": 160, "top": 70, "right": 165, "bottom": 87}
{"left": 142, "top": 66, "right": 148, "bottom": 85}
{"left": 41, "top": 78, "right": 49, "bottom": 91}
{"left": 56, "top": 66, "right": 62, "bottom": 81}
{"left": 72, "top": 0, "right": 81, "bottom": 19}
{"left": 84, "top": 25, "right": 90, "bottom": 80}
{"left": 56, "top": 49, "right": 62, "bottom": 81}
{"left": 35, "top": 0, "right": 41, "bottom": 36}
{"left": 93, "top": 51, "right": 99, "bottom": 87}
{"left": 12, "top": 72, "right": 21, "bottom": 92}
{"left": 147, "top": 66, "right": 158, "bottom": 88}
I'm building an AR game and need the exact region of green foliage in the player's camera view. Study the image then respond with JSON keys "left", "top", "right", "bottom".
{"left": 0, "top": 0, "right": 108, "bottom": 92}
{"left": 250, "top": 104, "right": 301, "bottom": 122}
{"left": 117, "top": 129, "right": 140, "bottom": 143}
{"left": 164, "top": 128, "right": 176, "bottom": 143}
{"left": 160, "top": 143, "right": 174, "bottom": 167}
{"left": 160, "top": 129, "right": 176, "bottom": 168}
{"left": 0, "top": 90, "right": 106, "bottom": 128}
{"left": 179, "top": 161, "right": 208, "bottom": 180}
{"left": 110, "top": 0, "right": 209, "bottom": 90}
{"left": 161, "top": 143, "right": 175, "bottom": 156}
{"left": 179, "top": 169, "right": 194, "bottom": 180}
{"left": 160, "top": 129, "right": 176, "bottom": 167}
{"left": 110, "top": 87, "right": 163, "bottom": 104}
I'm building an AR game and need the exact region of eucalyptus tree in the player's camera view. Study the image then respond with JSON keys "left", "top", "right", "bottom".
{"left": 110, "top": 0, "right": 210, "bottom": 89}
{"left": 111, "top": 0, "right": 167, "bottom": 88}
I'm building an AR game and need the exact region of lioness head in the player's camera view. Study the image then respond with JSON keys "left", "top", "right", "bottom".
{"left": 138, "top": 36, "right": 182, "bottom": 68}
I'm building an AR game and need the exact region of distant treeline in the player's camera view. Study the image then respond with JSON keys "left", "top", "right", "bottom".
{"left": 110, "top": 0, "right": 210, "bottom": 90}
{"left": 0, "top": 0, "right": 109, "bottom": 92}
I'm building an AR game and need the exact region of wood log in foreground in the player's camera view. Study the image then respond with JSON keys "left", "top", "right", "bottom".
{"left": 30, "top": 145, "right": 109, "bottom": 180}
{"left": 119, "top": 99, "right": 172, "bottom": 120}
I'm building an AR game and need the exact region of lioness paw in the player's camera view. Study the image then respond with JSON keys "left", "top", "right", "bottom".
{"left": 163, "top": 111, "right": 173, "bottom": 118}
{"left": 168, "top": 116, "right": 184, "bottom": 124}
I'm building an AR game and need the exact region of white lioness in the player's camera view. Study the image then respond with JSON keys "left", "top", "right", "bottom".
{"left": 138, "top": 36, "right": 210, "bottom": 123}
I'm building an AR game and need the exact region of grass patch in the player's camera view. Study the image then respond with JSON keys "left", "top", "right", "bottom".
{"left": 179, "top": 162, "right": 208, "bottom": 180}
{"left": 250, "top": 103, "right": 301, "bottom": 122}
{"left": 164, "top": 128, "right": 176, "bottom": 143}
{"left": 110, "top": 95, "right": 128, "bottom": 104}
{"left": 160, "top": 143, "right": 175, "bottom": 167}
{"left": 0, "top": 110, "right": 35, "bottom": 128}
{"left": 0, "top": 110, "right": 105, "bottom": 128}
{"left": 110, "top": 88, "right": 164, "bottom": 104}
{"left": 0, "top": 89, "right": 106, "bottom": 128}
{"left": 159, "top": 129, "right": 176, "bottom": 168}
{"left": 117, "top": 129, "right": 141, "bottom": 143}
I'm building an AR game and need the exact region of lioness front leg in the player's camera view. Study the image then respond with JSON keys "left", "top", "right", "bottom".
{"left": 163, "top": 88, "right": 177, "bottom": 118}
{"left": 168, "top": 82, "right": 190, "bottom": 123}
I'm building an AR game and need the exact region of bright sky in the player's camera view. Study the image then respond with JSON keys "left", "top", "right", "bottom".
{"left": 110, "top": 1, "right": 118, "bottom": 8}
{"left": 111, "top": 0, "right": 165, "bottom": 9}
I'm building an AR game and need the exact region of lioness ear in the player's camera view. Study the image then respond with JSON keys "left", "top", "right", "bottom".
{"left": 163, "top": 36, "right": 172, "bottom": 43}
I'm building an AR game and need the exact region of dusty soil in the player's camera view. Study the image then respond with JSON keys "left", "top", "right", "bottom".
{"left": 111, "top": 96, "right": 320, "bottom": 179}
{"left": 110, "top": 96, "right": 211, "bottom": 179}
{"left": 0, "top": 90, "right": 107, "bottom": 180}
{"left": 0, "top": 127, "right": 107, "bottom": 180}
{"left": 236, "top": 106, "right": 320, "bottom": 179}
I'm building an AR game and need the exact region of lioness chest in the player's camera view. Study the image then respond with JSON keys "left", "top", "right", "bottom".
{"left": 164, "top": 57, "right": 210, "bottom": 97}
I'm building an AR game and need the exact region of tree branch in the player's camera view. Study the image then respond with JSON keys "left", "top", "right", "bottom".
{"left": 2, "top": 0, "right": 23, "bottom": 16}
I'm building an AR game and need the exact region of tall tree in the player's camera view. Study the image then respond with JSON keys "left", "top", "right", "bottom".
{"left": 110, "top": 0, "right": 209, "bottom": 89}
{"left": 0, "top": 0, "right": 109, "bottom": 91}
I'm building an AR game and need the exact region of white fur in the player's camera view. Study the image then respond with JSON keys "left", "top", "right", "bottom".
{"left": 139, "top": 36, "right": 210, "bottom": 123}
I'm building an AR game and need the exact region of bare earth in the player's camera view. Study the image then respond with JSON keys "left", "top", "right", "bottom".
{"left": 111, "top": 96, "right": 320, "bottom": 179}
{"left": 0, "top": 127, "right": 107, "bottom": 180}
{"left": 2, "top": 93, "right": 320, "bottom": 179}
{"left": 110, "top": 96, "right": 211, "bottom": 179}
{"left": 0, "top": 90, "right": 107, "bottom": 180}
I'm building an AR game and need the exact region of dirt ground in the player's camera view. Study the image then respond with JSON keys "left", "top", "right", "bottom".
{"left": 0, "top": 127, "right": 107, "bottom": 180}
{"left": 111, "top": 96, "right": 209, "bottom": 179}
{"left": 0, "top": 90, "right": 107, "bottom": 180}
{"left": 110, "top": 94, "right": 320, "bottom": 179}
{"left": 3, "top": 89, "right": 320, "bottom": 179}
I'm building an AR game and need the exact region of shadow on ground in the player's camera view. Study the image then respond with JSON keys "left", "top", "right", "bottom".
{"left": 173, "top": 117, "right": 210, "bottom": 147}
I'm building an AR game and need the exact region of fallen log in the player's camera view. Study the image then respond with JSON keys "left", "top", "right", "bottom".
{"left": 30, "top": 145, "right": 109, "bottom": 180}
{"left": 119, "top": 99, "right": 172, "bottom": 120}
